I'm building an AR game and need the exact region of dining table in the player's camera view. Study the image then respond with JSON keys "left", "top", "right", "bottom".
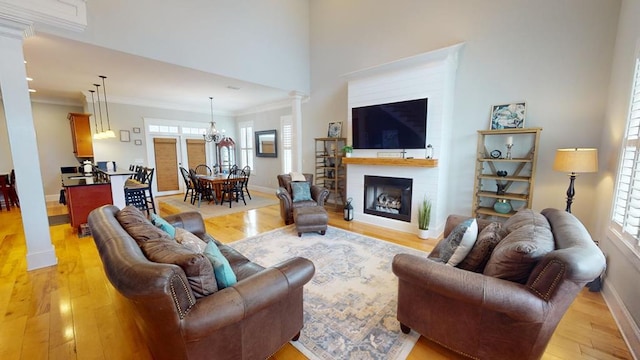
{"left": 196, "top": 173, "right": 247, "bottom": 204}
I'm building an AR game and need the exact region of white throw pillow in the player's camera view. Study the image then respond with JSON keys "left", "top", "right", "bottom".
{"left": 290, "top": 171, "right": 306, "bottom": 182}
{"left": 446, "top": 219, "right": 479, "bottom": 266}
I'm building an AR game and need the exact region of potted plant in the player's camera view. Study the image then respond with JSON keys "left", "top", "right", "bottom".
{"left": 417, "top": 196, "right": 432, "bottom": 239}
{"left": 342, "top": 145, "right": 353, "bottom": 158}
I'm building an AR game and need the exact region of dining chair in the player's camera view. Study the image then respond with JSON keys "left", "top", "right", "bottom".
{"left": 220, "top": 169, "right": 246, "bottom": 208}
{"left": 0, "top": 175, "right": 13, "bottom": 210}
{"left": 124, "top": 167, "right": 156, "bottom": 214}
{"left": 195, "top": 164, "right": 212, "bottom": 176}
{"left": 241, "top": 165, "right": 252, "bottom": 200}
{"left": 189, "top": 169, "right": 216, "bottom": 207}
{"left": 179, "top": 167, "right": 195, "bottom": 203}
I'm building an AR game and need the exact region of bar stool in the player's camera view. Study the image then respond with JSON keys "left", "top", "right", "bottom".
{"left": 124, "top": 167, "right": 156, "bottom": 214}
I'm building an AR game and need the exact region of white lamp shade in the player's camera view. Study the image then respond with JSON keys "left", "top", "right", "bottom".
{"left": 553, "top": 148, "right": 598, "bottom": 173}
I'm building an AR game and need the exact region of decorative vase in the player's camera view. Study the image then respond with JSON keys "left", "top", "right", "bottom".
{"left": 345, "top": 152, "right": 352, "bottom": 158}
{"left": 417, "top": 228, "right": 429, "bottom": 240}
{"left": 493, "top": 199, "right": 512, "bottom": 214}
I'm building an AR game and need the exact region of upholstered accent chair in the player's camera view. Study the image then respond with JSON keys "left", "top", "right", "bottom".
{"left": 276, "top": 174, "right": 329, "bottom": 225}
{"left": 392, "top": 209, "right": 606, "bottom": 360}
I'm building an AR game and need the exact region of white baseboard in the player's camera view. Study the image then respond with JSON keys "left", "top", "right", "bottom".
{"left": 602, "top": 283, "right": 640, "bottom": 360}
{"left": 250, "top": 185, "right": 278, "bottom": 196}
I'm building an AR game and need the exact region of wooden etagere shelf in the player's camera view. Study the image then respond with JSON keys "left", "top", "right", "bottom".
{"left": 472, "top": 127, "right": 542, "bottom": 219}
{"left": 315, "top": 138, "right": 346, "bottom": 210}
{"left": 342, "top": 157, "right": 438, "bottom": 167}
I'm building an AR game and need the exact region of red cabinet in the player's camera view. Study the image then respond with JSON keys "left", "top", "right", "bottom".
{"left": 66, "top": 184, "right": 112, "bottom": 230}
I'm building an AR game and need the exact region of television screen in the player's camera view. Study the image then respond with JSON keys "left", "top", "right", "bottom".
{"left": 352, "top": 98, "right": 428, "bottom": 149}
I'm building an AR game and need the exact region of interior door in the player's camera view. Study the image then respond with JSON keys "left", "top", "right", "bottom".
{"left": 186, "top": 139, "right": 207, "bottom": 171}
{"left": 153, "top": 137, "right": 179, "bottom": 194}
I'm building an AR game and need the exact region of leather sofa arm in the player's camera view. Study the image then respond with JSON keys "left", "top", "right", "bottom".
{"left": 393, "top": 253, "right": 547, "bottom": 322}
{"left": 165, "top": 211, "right": 207, "bottom": 239}
{"left": 311, "top": 185, "right": 329, "bottom": 206}
{"left": 183, "top": 257, "right": 315, "bottom": 337}
{"left": 276, "top": 187, "right": 293, "bottom": 208}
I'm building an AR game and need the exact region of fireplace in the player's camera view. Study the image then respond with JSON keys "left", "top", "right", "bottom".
{"left": 364, "top": 176, "right": 412, "bottom": 222}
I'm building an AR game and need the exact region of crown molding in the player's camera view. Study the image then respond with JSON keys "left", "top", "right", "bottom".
{"left": 0, "top": 0, "right": 87, "bottom": 33}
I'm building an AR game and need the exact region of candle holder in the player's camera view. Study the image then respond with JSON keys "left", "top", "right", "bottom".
{"left": 505, "top": 143, "right": 514, "bottom": 160}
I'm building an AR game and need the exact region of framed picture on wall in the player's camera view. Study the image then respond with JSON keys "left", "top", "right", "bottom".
{"left": 133, "top": 127, "right": 141, "bottom": 133}
{"left": 328, "top": 122, "right": 342, "bottom": 137}
{"left": 490, "top": 102, "right": 526, "bottom": 130}
{"left": 120, "top": 130, "right": 130, "bottom": 142}
{"left": 134, "top": 139, "right": 143, "bottom": 146}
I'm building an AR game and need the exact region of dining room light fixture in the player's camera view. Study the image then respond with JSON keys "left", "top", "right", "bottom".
{"left": 203, "top": 97, "right": 223, "bottom": 143}
{"left": 553, "top": 147, "right": 598, "bottom": 213}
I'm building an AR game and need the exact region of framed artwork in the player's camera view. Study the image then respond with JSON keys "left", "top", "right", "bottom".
{"left": 490, "top": 102, "right": 526, "bottom": 130}
{"left": 120, "top": 130, "right": 130, "bottom": 142}
{"left": 328, "top": 122, "right": 342, "bottom": 138}
{"left": 133, "top": 127, "right": 141, "bottom": 133}
{"left": 134, "top": 139, "right": 143, "bottom": 146}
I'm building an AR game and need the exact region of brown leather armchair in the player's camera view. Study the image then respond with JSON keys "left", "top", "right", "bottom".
{"left": 88, "top": 205, "right": 315, "bottom": 360}
{"left": 392, "top": 208, "right": 606, "bottom": 360}
{"left": 276, "top": 173, "right": 329, "bottom": 225}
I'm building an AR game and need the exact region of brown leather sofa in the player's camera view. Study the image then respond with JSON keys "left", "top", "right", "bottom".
{"left": 276, "top": 173, "right": 329, "bottom": 225}
{"left": 392, "top": 208, "right": 606, "bottom": 360}
{"left": 88, "top": 205, "right": 315, "bottom": 360}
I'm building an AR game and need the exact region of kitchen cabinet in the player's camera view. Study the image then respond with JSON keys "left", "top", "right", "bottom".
{"left": 68, "top": 112, "right": 94, "bottom": 158}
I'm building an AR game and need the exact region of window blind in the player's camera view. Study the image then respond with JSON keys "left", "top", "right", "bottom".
{"left": 612, "top": 58, "right": 640, "bottom": 245}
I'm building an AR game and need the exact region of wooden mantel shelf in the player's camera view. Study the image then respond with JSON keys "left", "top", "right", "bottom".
{"left": 342, "top": 157, "right": 438, "bottom": 167}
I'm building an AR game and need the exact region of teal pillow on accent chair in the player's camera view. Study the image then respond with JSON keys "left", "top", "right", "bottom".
{"left": 291, "top": 181, "right": 312, "bottom": 202}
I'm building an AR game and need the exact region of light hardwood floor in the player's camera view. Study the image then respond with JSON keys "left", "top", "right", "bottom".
{"left": 0, "top": 192, "right": 632, "bottom": 359}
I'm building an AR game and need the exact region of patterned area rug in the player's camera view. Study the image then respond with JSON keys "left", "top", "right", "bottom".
{"left": 229, "top": 225, "right": 425, "bottom": 360}
{"left": 158, "top": 193, "right": 278, "bottom": 219}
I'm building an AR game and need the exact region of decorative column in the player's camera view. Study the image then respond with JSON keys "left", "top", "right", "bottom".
{"left": 0, "top": 0, "right": 87, "bottom": 270}
{"left": 289, "top": 91, "right": 305, "bottom": 171}
{"left": 0, "top": 19, "right": 57, "bottom": 269}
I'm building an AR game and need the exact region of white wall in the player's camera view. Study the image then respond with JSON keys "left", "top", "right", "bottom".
{"left": 306, "top": 0, "right": 620, "bottom": 233}
{"left": 596, "top": 0, "right": 640, "bottom": 354}
{"left": 236, "top": 106, "right": 291, "bottom": 191}
{"left": 36, "top": 0, "right": 310, "bottom": 94}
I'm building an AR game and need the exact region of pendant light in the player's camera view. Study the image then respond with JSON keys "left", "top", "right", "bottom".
{"left": 89, "top": 89, "right": 102, "bottom": 140}
{"left": 99, "top": 75, "right": 116, "bottom": 138}
{"left": 203, "top": 96, "right": 222, "bottom": 143}
{"left": 93, "top": 83, "right": 106, "bottom": 139}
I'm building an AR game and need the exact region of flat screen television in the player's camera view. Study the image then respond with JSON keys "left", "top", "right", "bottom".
{"left": 351, "top": 98, "right": 428, "bottom": 149}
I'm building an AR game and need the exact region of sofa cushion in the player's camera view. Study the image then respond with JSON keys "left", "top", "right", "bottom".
{"left": 117, "top": 206, "right": 171, "bottom": 244}
{"left": 291, "top": 181, "right": 313, "bottom": 202}
{"left": 151, "top": 213, "right": 176, "bottom": 239}
{"left": 204, "top": 241, "right": 238, "bottom": 289}
{"left": 175, "top": 227, "right": 207, "bottom": 253}
{"left": 140, "top": 237, "right": 218, "bottom": 297}
{"left": 428, "top": 218, "right": 478, "bottom": 265}
{"left": 457, "top": 222, "right": 503, "bottom": 273}
{"left": 483, "top": 223, "right": 554, "bottom": 284}
{"left": 502, "top": 208, "right": 550, "bottom": 234}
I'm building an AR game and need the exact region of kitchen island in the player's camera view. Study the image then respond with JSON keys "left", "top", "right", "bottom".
{"left": 62, "top": 173, "right": 112, "bottom": 231}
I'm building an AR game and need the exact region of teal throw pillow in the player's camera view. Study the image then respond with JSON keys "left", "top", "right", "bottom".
{"left": 150, "top": 213, "right": 176, "bottom": 239}
{"left": 291, "top": 181, "right": 312, "bottom": 202}
{"left": 204, "top": 241, "right": 237, "bottom": 289}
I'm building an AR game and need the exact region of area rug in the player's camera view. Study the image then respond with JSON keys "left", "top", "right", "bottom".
{"left": 229, "top": 225, "right": 426, "bottom": 360}
{"left": 158, "top": 193, "right": 278, "bottom": 219}
{"left": 48, "top": 214, "right": 70, "bottom": 226}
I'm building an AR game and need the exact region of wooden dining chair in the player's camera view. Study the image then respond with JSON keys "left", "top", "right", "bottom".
{"left": 189, "top": 169, "right": 216, "bottom": 207}
{"left": 195, "top": 164, "right": 212, "bottom": 176}
{"left": 241, "top": 165, "right": 252, "bottom": 200}
{"left": 220, "top": 169, "right": 246, "bottom": 208}
{"left": 179, "top": 167, "right": 195, "bottom": 203}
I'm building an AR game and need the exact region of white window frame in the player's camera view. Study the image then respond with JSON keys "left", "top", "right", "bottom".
{"left": 238, "top": 121, "right": 254, "bottom": 171}
{"left": 281, "top": 115, "right": 292, "bottom": 174}
{"left": 611, "top": 54, "right": 640, "bottom": 250}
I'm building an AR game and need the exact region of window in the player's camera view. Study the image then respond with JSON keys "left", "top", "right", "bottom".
{"left": 612, "top": 57, "right": 640, "bottom": 246}
{"left": 281, "top": 116, "right": 292, "bottom": 173}
{"left": 239, "top": 121, "right": 254, "bottom": 170}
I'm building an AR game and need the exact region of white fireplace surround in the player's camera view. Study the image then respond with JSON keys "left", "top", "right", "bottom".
{"left": 342, "top": 43, "right": 463, "bottom": 236}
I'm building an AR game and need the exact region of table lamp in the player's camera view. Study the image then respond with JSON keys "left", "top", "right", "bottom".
{"left": 553, "top": 148, "right": 598, "bottom": 213}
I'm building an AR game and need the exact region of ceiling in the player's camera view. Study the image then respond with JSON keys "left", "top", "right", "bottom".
{"left": 21, "top": 34, "right": 291, "bottom": 115}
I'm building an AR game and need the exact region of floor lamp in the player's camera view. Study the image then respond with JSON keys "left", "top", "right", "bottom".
{"left": 552, "top": 148, "right": 598, "bottom": 213}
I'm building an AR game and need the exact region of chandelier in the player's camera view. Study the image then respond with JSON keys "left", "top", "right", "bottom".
{"left": 203, "top": 96, "right": 223, "bottom": 143}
